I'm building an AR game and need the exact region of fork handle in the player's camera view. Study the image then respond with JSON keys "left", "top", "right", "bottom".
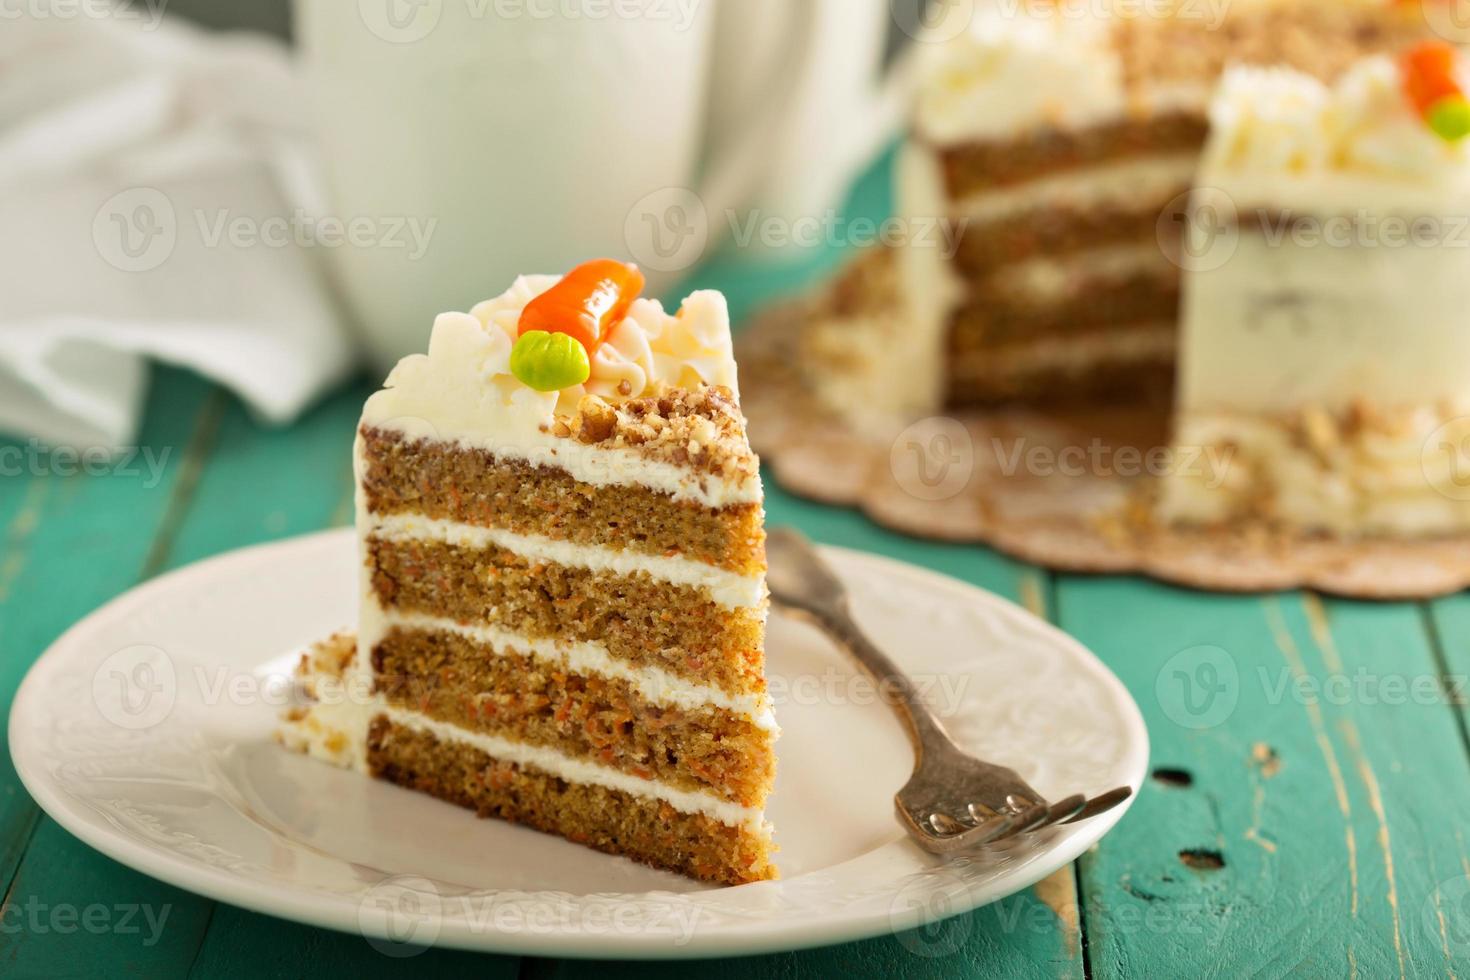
{"left": 789, "top": 600, "right": 963, "bottom": 759}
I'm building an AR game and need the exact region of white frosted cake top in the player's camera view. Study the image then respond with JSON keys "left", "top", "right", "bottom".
{"left": 360, "top": 273, "right": 758, "bottom": 508}
{"left": 913, "top": 8, "right": 1126, "bottom": 145}
{"left": 1204, "top": 56, "right": 1470, "bottom": 211}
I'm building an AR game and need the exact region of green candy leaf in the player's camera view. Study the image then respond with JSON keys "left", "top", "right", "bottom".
{"left": 1429, "top": 95, "right": 1470, "bottom": 142}
{"left": 510, "top": 330, "right": 592, "bottom": 392}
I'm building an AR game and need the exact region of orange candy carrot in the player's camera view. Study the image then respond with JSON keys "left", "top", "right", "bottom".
{"left": 1401, "top": 41, "right": 1470, "bottom": 142}
{"left": 1404, "top": 42, "right": 1460, "bottom": 111}
{"left": 519, "top": 259, "right": 646, "bottom": 355}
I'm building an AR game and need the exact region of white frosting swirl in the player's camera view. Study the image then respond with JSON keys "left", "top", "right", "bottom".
{"left": 1209, "top": 57, "right": 1470, "bottom": 186}
{"left": 466, "top": 274, "right": 739, "bottom": 412}
{"left": 359, "top": 274, "right": 755, "bottom": 507}
{"left": 913, "top": 7, "right": 1126, "bottom": 145}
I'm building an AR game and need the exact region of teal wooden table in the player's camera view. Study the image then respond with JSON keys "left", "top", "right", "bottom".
{"left": 6, "top": 153, "right": 1470, "bottom": 978}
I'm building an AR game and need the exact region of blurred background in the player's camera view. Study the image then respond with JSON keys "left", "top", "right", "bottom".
{"left": 3, "top": 0, "right": 918, "bottom": 450}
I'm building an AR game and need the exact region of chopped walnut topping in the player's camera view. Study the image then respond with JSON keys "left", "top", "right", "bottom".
{"left": 553, "top": 384, "right": 759, "bottom": 482}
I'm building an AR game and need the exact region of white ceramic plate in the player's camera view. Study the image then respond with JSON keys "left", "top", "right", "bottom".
{"left": 11, "top": 529, "right": 1147, "bottom": 959}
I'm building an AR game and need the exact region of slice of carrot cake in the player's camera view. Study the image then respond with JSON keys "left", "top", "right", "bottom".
{"left": 281, "top": 259, "right": 778, "bottom": 885}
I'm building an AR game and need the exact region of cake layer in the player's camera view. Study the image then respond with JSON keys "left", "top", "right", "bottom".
{"left": 279, "top": 632, "right": 772, "bottom": 828}
{"left": 952, "top": 196, "right": 1185, "bottom": 274}
{"left": 936, "top": 113, "right": 1207, "bottom": 199}
{"left": 950, "top": 155, "right": 1198, "bottom": 227}
{"left": 369, "top": 717, "right": 777, "bottom": 885}
{"left": 371, "top": 625, "right": 775, "bottom": 806}
{"left": 359, "top": 426, "right": 764, "bottom": 576}
{"left": 947, "top": 324, "right": 1176, "bottom": 408}
{"left": 366, "top": 512, "right": 765, "bottom": 610}
{"left": 367, "top": 536, "right": 767, "bottom": 696}
{"left": 956, "top": 264, "right": 1179, "bottom": 344}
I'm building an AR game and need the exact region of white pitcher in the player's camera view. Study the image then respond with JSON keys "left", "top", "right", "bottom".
{"left": 297, "top": 0, "right": 909, "bottom": 371}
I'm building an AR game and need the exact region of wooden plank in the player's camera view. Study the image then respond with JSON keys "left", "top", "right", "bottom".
{"left": 0, "top": 368, "right": 218, "bottom": 977}
{"left": 185, "top": 908, "right": 517, "bottom": 979}
{"left": 1058, "top": 578, "right": 1470, "bottom": 978}
{"left": 1414, "top": 593, "right": 1470, "bottom": 970}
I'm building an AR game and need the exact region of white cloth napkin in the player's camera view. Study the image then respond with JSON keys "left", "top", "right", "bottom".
{"left": 0, "top": 12, "right": 356, "bottom": 450}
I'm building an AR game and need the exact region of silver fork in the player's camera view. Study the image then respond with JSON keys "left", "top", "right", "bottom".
{"left": 766, "top": 528, "right": 1134, "bottom": 855}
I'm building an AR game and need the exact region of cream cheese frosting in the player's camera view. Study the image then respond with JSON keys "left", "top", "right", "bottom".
{"left": 913, "top": 6, "right": 1127, "bottom": 145}
{"left": 360, "top": 275, "right": 758, "bottom": 508}
{"left": 1168, "top": 51, "right": 1470, "bottom": 536}
{"left": 364, "top": 512, "right": 767, "bottom": 610}
{"left": 1204, "top": 57, "right": 1470, "bottom": 214}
